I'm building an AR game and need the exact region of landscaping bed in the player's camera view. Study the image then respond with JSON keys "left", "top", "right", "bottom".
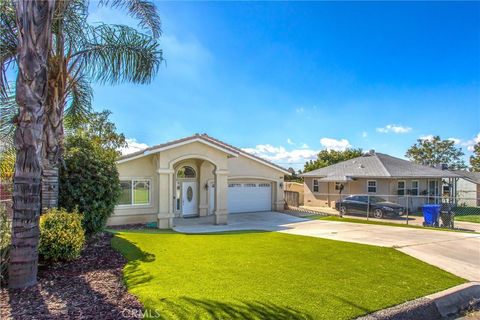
{"left": 0, "top": 233, "right": 142, "bottom": 319}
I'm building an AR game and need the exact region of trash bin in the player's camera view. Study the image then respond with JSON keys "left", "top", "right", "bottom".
{"left": 422, "top": 204, "right": 441, "bottom": 227}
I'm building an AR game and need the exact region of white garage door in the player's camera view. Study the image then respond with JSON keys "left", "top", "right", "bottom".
{"left": 228, "top": 182, "right": 272, "bottom": 213}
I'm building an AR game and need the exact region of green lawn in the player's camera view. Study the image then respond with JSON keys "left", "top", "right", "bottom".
{"left": 455, "top": 215, "right": 480, "bottom": 223}
{"left": 111, "top": 230, "right": 464, "bottom": 320}
{"left": 453, "top": 207, "right": 480, "bottom": 223}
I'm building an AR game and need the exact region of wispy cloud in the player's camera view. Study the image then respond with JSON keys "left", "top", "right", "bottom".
{"left": 320, "top": 138, "right": 351, "bottom": 151}
{"left": 362, "top": 131, "right": 368, "bottom": 138}
{"left": 419, "top": 134, "right": 435, "bottom": 141}
{"left": 449, "top": 133, "right": 480, "bottom": 152}
{"left": 119, "top": 138, "right": 149, "bottom": 155}
{"left": 287, "top": 138, "right": 294, "bottom": 145}
{"left": 376, "top": 124, "right": 412, "bottom": 134}
{"left": 295, "top": 107, "right": 305, "bottom": 114}
{"left": 242, "top": 144, "right": 318, "bottom": 166}
{"left": 300, "top": 143, "right": 309, "bottom": 149}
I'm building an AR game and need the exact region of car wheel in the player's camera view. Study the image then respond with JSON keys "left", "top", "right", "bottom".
{"left": 373, "top": 208, "right": 383, "bottom": 219}
{"left": 340, "top": 206, "right": 347, "bottom": 215}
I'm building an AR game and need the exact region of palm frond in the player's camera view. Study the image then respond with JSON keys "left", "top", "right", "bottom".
{"left": 0, "top": 0, "right": 18, "bottom": 98}
{"left": 64, "top": 72, "right": 93, "bottom": 128}
{"left": 99, "top": 0, "right": 161, "bottom": 39}
{"left": 71, "top": 24, "right": 162, "bottom": 85}
{"left": 0, "top": 85, "right": 17, "bottom": 144}
{"left": 61, "top": 0, "right": 89, "bottom": 54}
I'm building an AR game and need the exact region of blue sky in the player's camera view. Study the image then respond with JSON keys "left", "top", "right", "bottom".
{"left": 89, "top": 1, "right": 479, "bottom": 170}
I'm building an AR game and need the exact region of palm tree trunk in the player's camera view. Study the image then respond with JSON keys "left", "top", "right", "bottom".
{"left": 9, "top": 0, "right": 55, "bottom": 289}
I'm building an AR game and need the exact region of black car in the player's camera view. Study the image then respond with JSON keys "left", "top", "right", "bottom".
{"left": 335, "top": 195, "right": 404, "bottom": 219}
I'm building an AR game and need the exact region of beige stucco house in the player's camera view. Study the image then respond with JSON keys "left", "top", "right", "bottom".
{"left": 300, "top": 152, "right": 459, "bottom": 211}
{"left": 109, "top": 134, "right": 289, "bottom": 228}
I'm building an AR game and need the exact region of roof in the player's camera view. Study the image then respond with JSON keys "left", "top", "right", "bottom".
{"left": 117, "top": 133, "right": 290, "bottom": 174}
{"left": 451, "top": 170, "right": 480, "bottom": 184}
{"left": 300, "top": 152, "right": 460, "bottom": 180}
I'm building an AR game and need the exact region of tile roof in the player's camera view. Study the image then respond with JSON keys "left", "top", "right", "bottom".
{"left": 300, "top": 152, "right": 459, "bottom": 179}
{"left": 117, "top": 133, "right": 290, "bottom": 174}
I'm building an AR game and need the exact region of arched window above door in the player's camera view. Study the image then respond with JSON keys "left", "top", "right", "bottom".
{"left": 177, "top": 166, "right": 196, "bottom": 179}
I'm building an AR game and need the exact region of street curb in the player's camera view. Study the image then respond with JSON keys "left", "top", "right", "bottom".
{"left": 357, "top": 282, "right": 480, "bottom": 320}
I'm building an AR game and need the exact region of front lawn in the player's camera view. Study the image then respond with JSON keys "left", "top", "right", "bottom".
{"left": 453, "top": 207, "right": 480, "bottom": 223}
{"left": 455, "top": 215, "right": 480, "bottom": 223}
{"left": 112, "top": 230, "right": 464, "bottom": 319}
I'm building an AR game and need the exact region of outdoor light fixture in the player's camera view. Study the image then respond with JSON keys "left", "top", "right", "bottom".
{"left": 279, "top": 182, "right": 283, "bottom": 188}
{"left": 204, "top": 183, "right": 209, "bottom": 190}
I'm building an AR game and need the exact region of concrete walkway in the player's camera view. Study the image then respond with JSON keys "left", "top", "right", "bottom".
{"left": 173, "top": 211, "right": 480, "bottom": 281}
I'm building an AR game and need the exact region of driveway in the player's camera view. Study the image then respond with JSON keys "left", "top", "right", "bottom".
{"left": 174, "top": 211, "right": 480, "bottom": 281}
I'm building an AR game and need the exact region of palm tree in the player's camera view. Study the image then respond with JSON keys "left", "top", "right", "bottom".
{"left": 1, "top": 0, "right": 162, "bottom": 210}
{"left": 8, "top": 0, "right": 56, "bottom": 289}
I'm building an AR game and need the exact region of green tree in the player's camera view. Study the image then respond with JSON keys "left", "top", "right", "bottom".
{"left": 303, "top": 148, "right": 363, "bottom": 172}
{"left": 1, "top": 0, "right": 162, "bottom": 210}
{"left": 405, "top": 136, "right": 466, "bottom": 170}
{"left": 470, "top": 142, "right": 480, "bottom": 172}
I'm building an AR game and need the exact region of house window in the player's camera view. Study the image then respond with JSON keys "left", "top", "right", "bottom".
{"left": 367, "top": 180, "right": 377, "bottom": 193}
{"left": 177, "top": 166, "right": 196, "bottom": 179}
{"left": 244, "top": 183, "right": 256, "bottom": 187}
{"left": 397, "top": 181, "right": 406, "bottom": 196}
{"left": 259, "top": 183, "right": 270, "bottom": 187}
{"left": 229, "top": 183, "right": 241, "bottom": 188}
{"left": 313, "top": 179, "right": 319, "bottom": 192}
{"left": 411, "top": 181, "right": 419, "bottom": 196}
{"left": 118, "top": 179, "right": 151, "bottom": 206}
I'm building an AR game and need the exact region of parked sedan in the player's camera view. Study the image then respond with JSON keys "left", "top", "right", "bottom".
{"left": 335, "top": 195, "right": 405, "bottom": 219}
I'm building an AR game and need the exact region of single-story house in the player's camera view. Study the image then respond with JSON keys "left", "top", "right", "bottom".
{"left": 109, "top": 134, "right": 289, "bottom": 228}
{"left": 449, "top": 170, "right": 480, "bottom": 206}
{"left": 300, "top": 151, "right": 459, "bottom": 211}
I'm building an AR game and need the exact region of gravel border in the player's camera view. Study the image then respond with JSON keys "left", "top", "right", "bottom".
{"left": 0, "top": 233, "right": 142, "bottom": 319}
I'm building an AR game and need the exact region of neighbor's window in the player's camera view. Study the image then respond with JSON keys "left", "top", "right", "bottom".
{"left": 367, "top": 180, "right": 377, "bottom": 193}
{"left": 118, "top": 179, "right": 150, "bottom": 206}
{"left": 313, "top": 179, "right": 319, "bottom": 192}
{"left": 397, "top": 181, "right": 406, "bottom": 196}
{"left": 411, "top": 181, "right": 419, "bottom": 196}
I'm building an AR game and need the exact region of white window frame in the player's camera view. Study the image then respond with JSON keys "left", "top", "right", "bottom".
{"left": 313, "top": 179, "right": 319, "bottom": 193}
{"left": 367, "top": 180, "right": 377, "bottom": 193}
{"left": 117, "top": 177, "right": 152, "bottom": 207}
{"left": 397, "top": 180, "right": 406, "bottom": 196}
{"left": 411, "top": 180, "right": 419, "bottom": 196}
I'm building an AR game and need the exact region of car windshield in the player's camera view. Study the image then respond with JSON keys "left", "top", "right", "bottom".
{"left": 369, "top": 196, "right": 386, "bottom": 203}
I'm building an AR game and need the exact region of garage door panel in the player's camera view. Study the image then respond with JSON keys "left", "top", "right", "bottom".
{"left": 228, "top": 182, "right": 271, "bottom": 213}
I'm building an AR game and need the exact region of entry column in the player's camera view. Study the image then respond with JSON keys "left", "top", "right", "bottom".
{"left": 214, "top": 169, "right": 229, "bottom": 225}
{"left": 157, "top": 168, "right": 174, "bottom": 229}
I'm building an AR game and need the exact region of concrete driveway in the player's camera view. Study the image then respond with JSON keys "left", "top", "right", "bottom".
{"left": 173, "top": 211, "right": 480, "bottom": 281}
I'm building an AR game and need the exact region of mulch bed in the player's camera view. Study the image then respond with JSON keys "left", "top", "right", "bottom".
{"left": 0, "top": 233, "right": 143, "bottom": 319}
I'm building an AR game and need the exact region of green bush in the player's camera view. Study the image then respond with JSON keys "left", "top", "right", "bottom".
{"left": 0, "top": 202, "right": 11, "bottom": 285}
{"left": 59, "top": 135, "right": 121, "bottom": 234}
{"left": 39, "top": 208, "right": 85, "bottom": 261}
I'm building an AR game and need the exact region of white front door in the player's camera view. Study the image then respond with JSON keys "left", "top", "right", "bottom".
{"left": 182, "top": 181, "right": 197, "bottom": 216}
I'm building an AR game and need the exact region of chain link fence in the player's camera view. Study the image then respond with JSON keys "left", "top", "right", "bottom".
{"left": 295, "top": 192, "right": 480, "bottom": 232}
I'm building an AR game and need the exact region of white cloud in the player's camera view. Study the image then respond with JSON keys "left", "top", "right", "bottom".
{"left": 320, "top": 138, "right": 351, "bottom": 151}
{"left": 419, "top": 134, "right": 435, "bottom": 141}
{"left": 300, "top": 143, "right": 309, "bottom": 149}
{"left": 295, "top": 107, "right": 305, "bottom": 114}
{"left": 447, "top": 137, "right": 461, "bottom": 145}
{"left": 287, "top": 138, "right": 294, "bottom": 145}
{"left": 242, "top": 144, "right": 318, "bottom": 165}
{"left": 362, "top": 131, "right": 368, "bottom": 138}
{"left": 376, "top": 124, "right": 412, "bottom": 134}
{"left": 458, "top": 133, "right": 480, "bottom": 152}
{"left": 119, "top": 138, "right": 149, "bottom": 155}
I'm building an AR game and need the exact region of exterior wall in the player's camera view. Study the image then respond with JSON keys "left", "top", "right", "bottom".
{"left": 227, "top": 154, "right": 285, "bottom": 211}
{"left": 108, "top": 155, "right": 158, "bottom": 226}
{"left": 303, "top": 177, "right": 442, "bottom": 210}
{"left": 455, "top": 178, "right": 479, "bottom": 206}
{"left": 109, "top": 141, "right": 287, "bottom": 226}
{"left": 284, "top": 182, "right": 304, "bottom": 205}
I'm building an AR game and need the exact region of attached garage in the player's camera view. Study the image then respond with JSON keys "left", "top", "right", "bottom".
{"left": 228, "top": 182, "right": 272, "bottom": 213}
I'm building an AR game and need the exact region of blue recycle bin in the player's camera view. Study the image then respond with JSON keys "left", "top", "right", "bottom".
{"left": 422, "top": 204, "right": 441, "bottom": 226}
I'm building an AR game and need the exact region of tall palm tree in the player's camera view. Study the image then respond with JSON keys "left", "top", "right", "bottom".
{"left": 8, "top": 0, "right": 55, "bottom": 289}
{"left": 1, "top": 0, "right": 162, "bottom": 210}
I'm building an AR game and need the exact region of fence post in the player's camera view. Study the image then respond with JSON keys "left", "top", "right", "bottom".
{"left": 366, "top": 195, "right": 369, "bottom": 221}
{"left": 405, "top": 195, "right": 409, "bottom": 225}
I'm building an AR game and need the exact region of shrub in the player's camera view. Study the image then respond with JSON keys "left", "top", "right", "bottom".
{"left": 0, "top": 202, "right": 11, "bottom": 285}
{"left": 59, "top": 135, "right": 121, "bottom": 234}
{"left": 39, "top": 208, "right": 85, "bottom": 261}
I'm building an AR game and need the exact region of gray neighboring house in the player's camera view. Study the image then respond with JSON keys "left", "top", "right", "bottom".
{"left": 300, "top": 151, "right": 459, "bottom": 211}
{"left": 449, "top": 170, "right": 480, "bottom": 206}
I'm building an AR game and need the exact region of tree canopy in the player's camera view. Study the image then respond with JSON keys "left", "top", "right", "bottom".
{"left": 405, "top": 136, "right": 466, "bottom": 170}
{"left": 303, "top": 148, "right": 363, "bottom": 172}
{"left": 470, "top": 142, "right": 480, "bottom": 172}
